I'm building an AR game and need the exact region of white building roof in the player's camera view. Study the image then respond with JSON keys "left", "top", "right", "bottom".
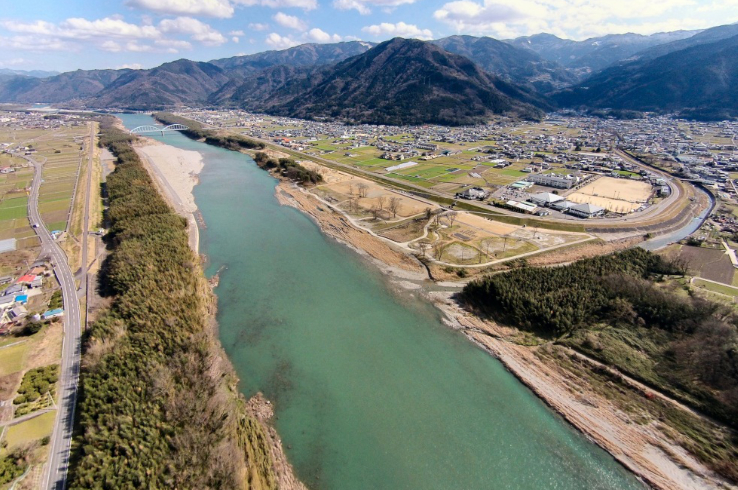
{"left": 530, "top": 192, "right": 563, "bottom": 204}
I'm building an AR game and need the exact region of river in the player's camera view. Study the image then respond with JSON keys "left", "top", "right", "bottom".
{"left": 118, "top": 114, "right": 643, "bottom": 490}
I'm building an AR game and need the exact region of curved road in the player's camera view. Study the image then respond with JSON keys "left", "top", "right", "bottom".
{"left": 23, "top": 154, "right": 82, "bottom": 490}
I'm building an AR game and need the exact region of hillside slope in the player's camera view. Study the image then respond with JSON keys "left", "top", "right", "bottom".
{"left": 0, "top": 69, "right": 130, "bottom": 103}
{"left": 553, "top": 34, "right": 738, "bottom": 120}
{"left": 89, "top": 59, "right": 232, "bottom": 109}
{"left": 257, "top": 38, "right": 548, "bottom": 125}
{"left": 433, "top": 35, "right": 577, "bottom": 92}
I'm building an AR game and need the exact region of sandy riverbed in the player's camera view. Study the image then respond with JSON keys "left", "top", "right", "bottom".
{"left": 135, "top": 141, "right": 203, "bottom": 252}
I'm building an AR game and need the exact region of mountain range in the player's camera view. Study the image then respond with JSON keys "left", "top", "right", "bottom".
{"left": 1, "top": 23, "right": 737, "bottom": 124}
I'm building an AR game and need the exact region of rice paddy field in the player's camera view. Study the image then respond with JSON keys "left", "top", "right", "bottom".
{"left": 0, "top": 143, "right": 36, "bottom": 251}
{"left": 0, "top": 124, "right": 87, "bottom": 277}
{"left": 32, "top": 125, "right": 87, "bottom": 232}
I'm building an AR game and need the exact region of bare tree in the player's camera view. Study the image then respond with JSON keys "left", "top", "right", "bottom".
{"left": 417, "top": 239, "right": 431, "bottom": 258}
{"left": 425, "top": 207, "right": 432, "bottom": 220}
{"left": 446, "top": 211, "right": 458, "bottom": 227}
{"left": 378, "top": 195, "right": 388, "bottom": 211}
{"left": 388, "top": 196, "right": 401, "bottom": 218}
{"left": 357, "top": 183, "right": 368, "bottom": 198}
{"left": 347, "top": 198, "right": 359, "bottom": 214}
{"left": 369, "top": 205, "right": 381, "bottom": 221}
{"left": 348, "top": 183, "right": 355, "bottom": 196}
{"left": 432, "top": 241, "right": 444, "bottom": 260}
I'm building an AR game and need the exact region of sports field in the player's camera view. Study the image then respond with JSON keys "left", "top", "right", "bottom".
{"left": 567, "top": 177, "right": 653, "bottom": 213}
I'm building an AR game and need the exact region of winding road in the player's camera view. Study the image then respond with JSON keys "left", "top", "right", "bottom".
{"left": 23, "top": 149, "right": 83, "bottom": 489}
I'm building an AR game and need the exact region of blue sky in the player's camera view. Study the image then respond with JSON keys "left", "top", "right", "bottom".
{"left": 0, "top": 0, "right": 735, "bottom": 72}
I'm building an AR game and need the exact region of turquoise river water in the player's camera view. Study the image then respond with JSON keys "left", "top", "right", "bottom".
{"left": 118, "top": 114, "right": 644, "bottom": 490}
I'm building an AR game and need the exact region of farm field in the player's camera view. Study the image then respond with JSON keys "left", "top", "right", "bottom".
{"left": 34, "top": 125, "right": 87, "bottom": 232}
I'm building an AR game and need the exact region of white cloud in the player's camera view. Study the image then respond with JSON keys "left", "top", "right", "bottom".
{"left": 101, "top": 41, "right": 122, "bottom": 52}
{"left": 248, "top": 23, "right": 270, "bottom": 31}
{"left": 235, "top": 0, "right": 318, "bottom": 10}
{"left": 125, "top": 41, "right": 153, "bottom": 52}
{"left": 333, "top": 0, "right": 418, "bottom": 15}
{"left": 1, "top": 17, "right": 160, "bottom": 40}
{"left": 117, "top": 63, "right": 144, "bottom": 69}
{"left": 232, "top": 36, "right": 240, "bottom": 42}
{"left": 273, "top": 12, "right": 308, "bottom": 31}
{"left": 0, "top": 58, "right": 28, "bottom": 67}
{"left": 432, "top": 0, "right": 707, "bottom": 39}
{"left": 229, "top": 30, "right": 245, "bottom": 36}
{"left": 361, "top": 21, "right": 433, "bottom": 39}
{"left": 155, "top": 38, "right": 193, "bottom": 50}
{"left": 126, "top": 0, "right": 235, "bottom": 18}
{"left": 0, "top": 36, "right": 68, "bottom": 52}
{"left": 265, "top": 32, "right": 300, "bottom": 49}
{"left": 306, "top": 28, "right": 342, "bottom": 42}
{"left": 159, "top": 17, "right": 227, "bottom": 46}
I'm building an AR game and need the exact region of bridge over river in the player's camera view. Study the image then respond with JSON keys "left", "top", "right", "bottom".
{"left": 129, "top": 123, "right": 189, "bottom": 134}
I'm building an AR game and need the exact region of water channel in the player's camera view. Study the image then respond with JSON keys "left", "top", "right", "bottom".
{"left": 118, "top": 113, "right": 644, "bottom": 490}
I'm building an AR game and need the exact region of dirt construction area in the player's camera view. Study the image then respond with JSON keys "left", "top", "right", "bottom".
{"left": 567, "top": 177, "right": 653, "bottom": 213}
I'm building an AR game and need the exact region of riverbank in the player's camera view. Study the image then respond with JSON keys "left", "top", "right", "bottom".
{"left": 272, "top": 174, "right": 732, "bottom": 490}
{"left": 275, "top": 181, "right": 427, "bottom": 280}
{"left": 433, "top": 297, "right": 729, "bottom": 490}
{"left": 134, "top": 139, "right": 202, "bottom": 253}
{"left": 128, "top": 133, "right": 308, "bottom": 490}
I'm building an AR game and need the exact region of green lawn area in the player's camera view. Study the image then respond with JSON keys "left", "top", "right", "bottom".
{"left": 693, "top": 278, "right": 738, "bottom": 297}
{"left": 0, "top": 341, "right": 29, "bottom": 376}
{"left": 0, "top": 197, "right": 29, "bottom": 221}
{"left": 616, "top": 170, "right": 641, "bottom": 178}
{"left": 500, "top": 169, "right": 528, "bottom": 177}
{"left": 3, "top": 410, "right": 56, "bottom": 450}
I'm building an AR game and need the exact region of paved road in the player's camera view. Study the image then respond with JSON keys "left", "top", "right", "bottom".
{"left": 79, "top": 123, "right": 95, "bottom": 302}
{"left": 23, "top": 154, "right": 82, "bottom": 490}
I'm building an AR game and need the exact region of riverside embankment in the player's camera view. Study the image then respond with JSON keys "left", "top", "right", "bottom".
{"left": 117, "top": 113, "right": 645, "bottom": 490}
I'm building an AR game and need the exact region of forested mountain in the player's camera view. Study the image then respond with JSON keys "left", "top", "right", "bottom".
{"left": 432, "top": 35, "right": 577, "bottom": 92}
{"left": 626, "top": 23, "right": 738, "bottom": 63}
{"left": 0, "top": 68, "right": 59, "bottom": 78}
{"left": 89, "top": 59, "right": 231, "bottom": 109}
{"left": 554, "top": 34, "right": 738, "bottom": 120}
{"left": 208, "top": 64, "right": 315, "bottom": 107}
{"left": 0, "top": 69, "right": 131, "bottom": 103}
{"left": 257, "top": 38, "right": 549, "bottom": 125}
{"left": 209, "top": 41, "right": 375, "bottom": 75}
{"left": 508, "top": 30, "right": 698, "bottom": 75}
{"left": 1, "top": 25, "right": 736, "bottom": 122}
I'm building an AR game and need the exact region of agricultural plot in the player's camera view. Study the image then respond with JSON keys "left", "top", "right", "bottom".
{"left": 33, "top": 126, "right": 86, "bottom": 232}
{"left": 0, "top": 147, "right": 36, "bottom": 250}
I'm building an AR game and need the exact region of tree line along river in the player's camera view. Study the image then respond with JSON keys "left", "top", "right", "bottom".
{"left": 118, "top": 113, "right": 644, "bottom": 490}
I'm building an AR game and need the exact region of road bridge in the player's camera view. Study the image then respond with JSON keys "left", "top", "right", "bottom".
{"left": 129, "top": 123, "right": 189, "bottom": 134}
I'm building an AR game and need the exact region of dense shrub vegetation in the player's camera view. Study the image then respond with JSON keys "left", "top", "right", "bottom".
{"left": 253, "top": 152, "right": 323, "bottom": 184}
{"left": 67, "top": 118, "right": 274, "bottom": 489}
{"left": 0, "top": 448, "right": 29, "bottom": 485}
{"left": 462, "top": 248, "right": 738, "bottom": 429}
{"left": 153, "top": 112, "right": 264, "bottom": 150}
{"left": 13, "top": 365, "right": 58, "bottom": 406}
